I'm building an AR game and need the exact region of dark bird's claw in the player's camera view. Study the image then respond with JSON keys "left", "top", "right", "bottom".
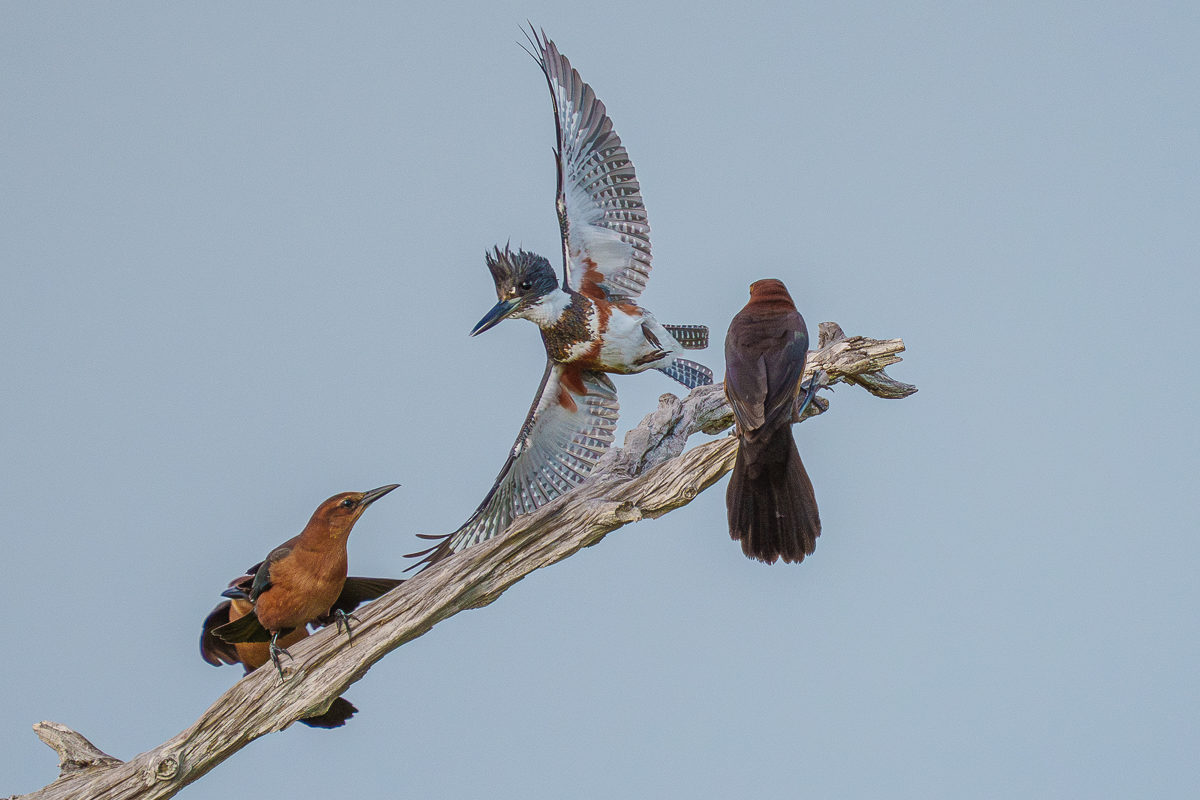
{"left": 801, "top": 369, "right": 828, "bottom": 392}
{"left": 333, "top": 610, "right": 360, "bottom": 644}
{"left": 795, "top": 370, "right": 826, "bottom": 421}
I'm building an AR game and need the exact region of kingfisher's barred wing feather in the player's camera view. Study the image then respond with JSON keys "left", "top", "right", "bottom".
{"left": 406, "top": 361, "right": 619, "bottom": 570}
{"left": 525, "top": 26, "right": 653, "bottom": 302}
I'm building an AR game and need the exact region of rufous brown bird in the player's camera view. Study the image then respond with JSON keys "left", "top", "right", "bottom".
{"left": 724, "top": 279, "right": 821, "bottom": 564}
{"left": 211, "top": 484, "right": 399, "bottom": 680}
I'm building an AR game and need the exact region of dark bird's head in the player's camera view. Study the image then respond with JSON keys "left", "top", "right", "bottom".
{"left": 748, "top": 278, "right": 794, "bottom": 302}
{"left": 746, "top": 278, "right": 798, "bottom": 312}
{"left": 471, "top": 246, "right": 560, "bottom": 336}
{"left": 310, "top": 484, "right": 400, "bottom": 538}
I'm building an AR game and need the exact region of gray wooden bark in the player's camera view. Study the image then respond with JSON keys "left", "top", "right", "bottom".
{"left": 9, "top": 322, "right": 914, "bottom": 800}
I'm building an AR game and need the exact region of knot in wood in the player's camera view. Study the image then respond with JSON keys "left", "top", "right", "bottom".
{"left": 595, "top": 499, "right": 642, "bottom": 525}
{"left": 151, "top": 754, "right": 180, "bottom": 782}
{"left": 614, "top": 500, "right": 642, "bottom": 523}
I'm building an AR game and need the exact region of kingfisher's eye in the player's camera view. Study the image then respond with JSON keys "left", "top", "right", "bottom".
{"left": 519, "top": 280, "right": 533, "bottom": 291}
{"left": 341, "top": 498, "right": 356, "bottom": 509}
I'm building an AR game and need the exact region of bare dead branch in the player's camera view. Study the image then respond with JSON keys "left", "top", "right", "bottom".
{"left": 12, "top": 324, "right": 914, "bottom": 800}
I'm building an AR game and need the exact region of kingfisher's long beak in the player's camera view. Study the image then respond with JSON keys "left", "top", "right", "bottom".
{"left": 471, "top": 298, "right": 520, "bottom": 336}
{"left": 360, "top": 484, "right": 400, "bottom": 508}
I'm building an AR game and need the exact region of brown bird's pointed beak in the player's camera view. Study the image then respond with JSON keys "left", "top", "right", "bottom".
{"left": 360, "top": 484, "right": 400, "bottom": 508}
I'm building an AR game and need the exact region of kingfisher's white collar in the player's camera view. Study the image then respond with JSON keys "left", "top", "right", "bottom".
{"left": 515, "top": 287, "right": 574, "bottom": 329}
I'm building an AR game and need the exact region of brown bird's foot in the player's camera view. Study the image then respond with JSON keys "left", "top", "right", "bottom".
{"left": 269, "top": 634, "right": 294, "bottom": 682}
{"left": 333, "top": 609, "right": 360, "bottom": 644}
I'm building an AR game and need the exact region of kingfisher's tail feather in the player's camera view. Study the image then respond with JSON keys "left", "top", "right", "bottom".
{"left": 663, "top": 324, "right": 709, "bottom": 350}
{"left": 657, "top": 358, "right": 713, "bottom": 389}
{"left": 727, "top": 427, "right": 820, "bottom": 564}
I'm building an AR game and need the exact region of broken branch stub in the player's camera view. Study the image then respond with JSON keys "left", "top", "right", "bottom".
{"left": 32, "top": 722, "right": 123, "bottom": 777}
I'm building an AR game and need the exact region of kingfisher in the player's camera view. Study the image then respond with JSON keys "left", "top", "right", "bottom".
{"left": 407, "top": 29, "right": 710, "bottom": 569}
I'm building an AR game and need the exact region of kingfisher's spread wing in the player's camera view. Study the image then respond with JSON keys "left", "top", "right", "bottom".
{"left": 526, "top": 28, "right": 652, "bottom": 302}
{"left": 407, "top": 361, "right": 619, "bottom": 570}
{"left": 724, "top": 311, "right": 809, "bottom": 437}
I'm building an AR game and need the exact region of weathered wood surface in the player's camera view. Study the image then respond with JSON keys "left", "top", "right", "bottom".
{"left": 10, "top": 323, "right": 913, "bottom": 800}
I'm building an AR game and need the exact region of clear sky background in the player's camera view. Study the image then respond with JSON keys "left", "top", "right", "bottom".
{"left": 2, "top": 2, "right": 1197, "bottom": 798}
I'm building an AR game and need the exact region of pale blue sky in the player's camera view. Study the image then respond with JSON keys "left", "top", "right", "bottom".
{"left": 2, "top": 2, "right": 1197, "bottom": 797}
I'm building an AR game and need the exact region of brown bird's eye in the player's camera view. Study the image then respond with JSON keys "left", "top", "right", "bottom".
{"left": 519, "top": 280, "right": 532, "bottom": 291}
{"left": 341, "top": 498, "right": 356, "bottom": 509}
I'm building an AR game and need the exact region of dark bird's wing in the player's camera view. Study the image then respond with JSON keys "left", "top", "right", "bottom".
{"left": 248, "top": 542, "right": 293, "bottom": 603}
{"left": 316, "top": 577, "right": 404, "bottom": 624}
{"left": 407, "top": 361, "right": 618, "bottom": 569}
{"left": 200, "top": 601, "right": 240, "bottom": 666}
{"left": 724, "top": 311, "right": 809, "bottom": 437}
{"left": 526, "top": 28, "right": 652, "bottom": 302}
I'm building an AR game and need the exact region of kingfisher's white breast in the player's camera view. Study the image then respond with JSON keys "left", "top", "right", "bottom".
{"left": 597, "top": 306, "right": 678, "bottom": 373}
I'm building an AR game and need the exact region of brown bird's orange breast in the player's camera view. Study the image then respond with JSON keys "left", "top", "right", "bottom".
{"left": 253, "top": 548, "right": 348, "bottom": 632}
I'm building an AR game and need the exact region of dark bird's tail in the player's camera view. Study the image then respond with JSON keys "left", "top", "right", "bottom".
{"left": 299, "top": 696, "right": 358, "bottom": 729}
{"left": 727, "top": 426, "right": 820, "bottom": 564}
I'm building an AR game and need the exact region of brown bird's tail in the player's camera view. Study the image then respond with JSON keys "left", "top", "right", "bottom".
{"left": 727, "top": 426, "right": 820, "bottom": 564}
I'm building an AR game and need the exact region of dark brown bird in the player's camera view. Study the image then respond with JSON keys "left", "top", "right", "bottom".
{"left": 210, "top": 484, "right": 400, "bottom": 680}
{"left": 724, "top": 279, "right": 821, "bottom": 564}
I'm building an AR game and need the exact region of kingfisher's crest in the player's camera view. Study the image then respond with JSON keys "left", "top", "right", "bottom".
{"left": 472, "top": 246, "right": 565, "bottom": 336}
{"left": 485, "top": 246, "right": 559, "bottom": 302}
